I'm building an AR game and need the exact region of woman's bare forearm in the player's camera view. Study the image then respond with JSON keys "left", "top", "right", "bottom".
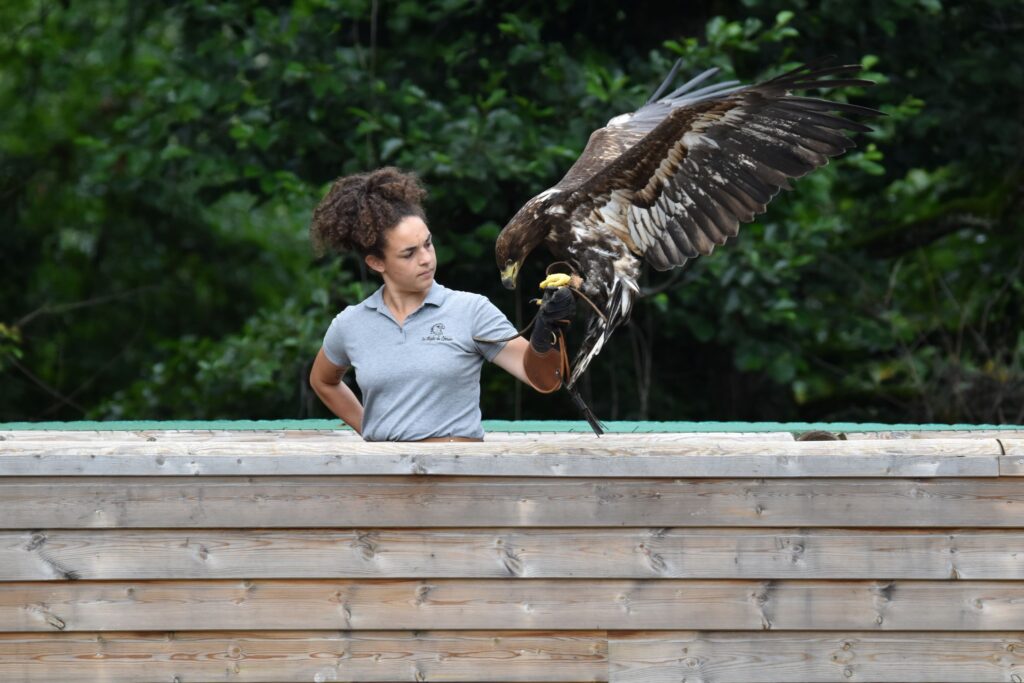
{"left": 311, "top": 379, "right": 364, "bottom": 435}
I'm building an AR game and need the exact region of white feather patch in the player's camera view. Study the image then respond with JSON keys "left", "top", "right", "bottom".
{"left": 596, "top": 191, "right": 629, "bottom": 235}
{"left": 682, "top": 131, "right": 720, "bottom": 150}
{"left": 607, "top": 113, "right": 634, "bottom": 127}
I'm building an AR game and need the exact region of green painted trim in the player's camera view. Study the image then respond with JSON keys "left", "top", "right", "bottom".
{"left": 0, "top": 419, "right": 1020, "bottom": 432}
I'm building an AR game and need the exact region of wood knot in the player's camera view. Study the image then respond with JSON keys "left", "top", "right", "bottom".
{"left": 501, "top": 547, "right": 524, "bottom": 576}
{"left": 414, "top": 584, "right": 433, "bottom": 605}
{"left": 352, "top": 532, "right": 378, "bottom": 560}
{"left": 797, "top": 430, "right": 840, "bottom": 441}
{"left": 638, "top": 543, "right": 667, "bottom": 574}
{"left": 25, "top": 532, "right": 47, "bottom": 551}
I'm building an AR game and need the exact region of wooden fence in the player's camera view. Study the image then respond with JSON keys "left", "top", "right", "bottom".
{"left": 0, "top": 428, "right": 1023, "bottom": 681}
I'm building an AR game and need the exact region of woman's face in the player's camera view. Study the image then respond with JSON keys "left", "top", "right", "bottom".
{"left": 366, "top": 215, "right": 436, "bottom": 293}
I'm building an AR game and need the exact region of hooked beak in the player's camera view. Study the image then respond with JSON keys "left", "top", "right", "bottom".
{"left": 500, "top": 261, "right": 519, "bottom": 290}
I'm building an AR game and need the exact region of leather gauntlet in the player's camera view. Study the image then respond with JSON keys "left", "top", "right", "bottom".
{"left": 524, "top": 344, "right": 565, "bottom": 393}
{"left": 524, "top": 287, "right": 574, "bottom": 393}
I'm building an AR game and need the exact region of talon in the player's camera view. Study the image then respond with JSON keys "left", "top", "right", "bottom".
{"left": 539, "top": 273, "right": 572, "bottom": 289}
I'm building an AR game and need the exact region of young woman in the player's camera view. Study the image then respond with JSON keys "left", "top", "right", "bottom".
{"left": 308, "top": 167, "right": 572, "bottom": 442}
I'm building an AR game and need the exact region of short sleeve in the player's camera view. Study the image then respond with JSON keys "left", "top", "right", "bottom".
{"left": 472, "top": 296, "right": 518, "bottom": 361}
{"left": 322, "top": 312, "right": 352, "bottom": 367}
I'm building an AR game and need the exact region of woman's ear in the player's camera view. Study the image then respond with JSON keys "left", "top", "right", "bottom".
{"left": 365, "top": 253, "right": 385, "bottom": 275}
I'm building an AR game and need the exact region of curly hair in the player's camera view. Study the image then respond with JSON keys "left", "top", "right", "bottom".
{"left": 310, "top": 167, "right": 427, "bottom": 258}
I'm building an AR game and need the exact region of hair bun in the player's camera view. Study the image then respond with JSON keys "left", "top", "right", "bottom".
{"left": 310, "top": 167, "right": 427, "bottom": 258}
{"left": 363, "top": 167, "right": 427, "bottom": 205}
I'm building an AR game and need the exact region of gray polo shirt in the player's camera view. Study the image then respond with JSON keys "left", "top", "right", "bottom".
{"left": 322, "top": 281, "right": 517, "bottom": 441}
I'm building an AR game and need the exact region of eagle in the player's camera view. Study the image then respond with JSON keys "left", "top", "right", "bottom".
{"left": 495, "top": 61, "right": 878, "bottom": 426}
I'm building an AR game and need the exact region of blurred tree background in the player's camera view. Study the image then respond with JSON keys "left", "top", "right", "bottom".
{"left": 1, "top": 0, "right": 1022, "bottom": 424}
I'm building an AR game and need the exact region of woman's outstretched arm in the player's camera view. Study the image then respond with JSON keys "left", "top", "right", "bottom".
{"left": 493, "top": 335, "right": 564, "bottom": 394}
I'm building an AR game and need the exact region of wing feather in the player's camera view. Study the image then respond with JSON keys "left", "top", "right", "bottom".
{"left": 683, "top": 184, "right": 731, "bottom": 244}
{"left": 664, "top": 216, "right": 698, "bottom": 260}
{"left": 743, "top": 119, "right": 838, "bottom": 157}
{"left": 748, "top": 112, "right": 855, "bottom": 150}
{"left": 645, "top": 238, "right": 674, "bottom": 271}
{"left": 707, "top": 182, "right": 757, "bottom": 224}
{"left": 716, "top": 142, "right": 797, "bottom": 190}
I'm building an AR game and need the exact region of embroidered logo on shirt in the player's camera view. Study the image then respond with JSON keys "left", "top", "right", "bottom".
{"left": 422, "top": 322, "right": 453, "bottom": 342}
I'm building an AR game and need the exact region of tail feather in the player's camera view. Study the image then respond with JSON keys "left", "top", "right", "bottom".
{"left": 569, "top": 317, "right": 609, "bottom": 387}
{"left": 565, "top": 384, "right": 605, "bottom": 436}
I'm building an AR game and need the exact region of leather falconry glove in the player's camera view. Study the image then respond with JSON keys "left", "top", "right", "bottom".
{"left": 523, "top": 286, "right": 575, "bottom": 393}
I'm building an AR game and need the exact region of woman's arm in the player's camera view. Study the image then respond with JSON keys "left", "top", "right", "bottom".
{"left": 309, "top": 347, "right": 364, "bottom": 434}
{"left": 492, "top": 336, "right": 534, "bottom": 386}
{"left": 494, "top": 334, "right": 567, "bottom": 393}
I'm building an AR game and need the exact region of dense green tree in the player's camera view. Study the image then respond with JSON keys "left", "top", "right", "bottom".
{"left": 1, "top": 0, "right": 1021, "bottom": 423}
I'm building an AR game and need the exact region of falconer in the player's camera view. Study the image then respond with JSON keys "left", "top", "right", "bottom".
{"left": 308, "top": 167, "right": 573, "bottom": 442}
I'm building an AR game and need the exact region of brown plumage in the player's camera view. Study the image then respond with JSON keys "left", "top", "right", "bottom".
{"left": 495, "top": 61, "right": 879, "bottom": 399}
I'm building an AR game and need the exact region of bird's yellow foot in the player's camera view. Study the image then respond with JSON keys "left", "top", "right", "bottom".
{"left": 538, "top": 273, "right": 573, "bottom": 289}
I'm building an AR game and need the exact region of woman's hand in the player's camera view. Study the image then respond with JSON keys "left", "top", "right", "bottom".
{"left": 529, "top": 287, "right": 575, "bottom": 353}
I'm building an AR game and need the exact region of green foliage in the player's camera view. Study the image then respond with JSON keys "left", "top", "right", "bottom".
{"left": 0, "top": 324, "right": 22, "bottom": 372}
{"left": 1, "top": 0, "right": 1022, "bottom": 423}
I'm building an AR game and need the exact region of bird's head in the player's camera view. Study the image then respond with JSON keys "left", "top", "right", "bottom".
{"left": 495, "top": 189, "right": 564, "bottom": 290}
{"left": 495, "top": 226, "right": 528, "bottom": 290}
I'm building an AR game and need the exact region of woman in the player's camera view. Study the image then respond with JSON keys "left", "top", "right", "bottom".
{"left": 308, "top": 167, "right": 572, "bottom": 442}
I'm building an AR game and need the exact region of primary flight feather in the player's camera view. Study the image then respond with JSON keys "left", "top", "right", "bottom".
{"left": 495, "top": 60, "right": 878, "bottom": 402}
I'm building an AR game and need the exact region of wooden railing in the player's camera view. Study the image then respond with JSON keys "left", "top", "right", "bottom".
{"left": 0, "top": 429, "right": 1022, "bottom": 682}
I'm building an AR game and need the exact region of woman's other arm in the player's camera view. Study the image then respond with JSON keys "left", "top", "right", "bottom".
{"left": 309, "top": 348, "right": 364, "bottom": 434}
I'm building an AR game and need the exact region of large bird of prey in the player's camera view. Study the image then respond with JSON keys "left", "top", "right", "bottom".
{"left": 495, "top": 60, "right": 877, "bottom": 400}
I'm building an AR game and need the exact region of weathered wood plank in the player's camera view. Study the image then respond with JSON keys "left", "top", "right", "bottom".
{"left": 0, "top": 439, "right": 1001, "bottom": 477}
{"left": 1000, "top": 439, "right": 1024, "bottom": 455}
{"left": 0, "top": 476, "right": 1021, "bottom": 528}
{"left": 0, "top": 430, "right": 357, "bottom": 442}
{"left": 0, "top": 429, "right": 795, "bottom": 442}
{"left": 0, "top": 630, "right": 607, "bottom": 682}
{"left": 999, "top": 440, "right": 1024, "bottom": 475}
{"left": 999, "top": 459, "right": 1024, "bottom": 476}
{"left": 3, "top": 528, "right": 1021, "bottom": 581}
{"left": 0, "top": 451, "right": 997, "bottom": 477}
{"left": 608, "top": 631, "right": 1024, "bottom": 682}
{"left": 846, "top": 430, "right": 1024, "bottom": 440}
{"left": 6, "top": 579, "right": 1024, "bottom": 631}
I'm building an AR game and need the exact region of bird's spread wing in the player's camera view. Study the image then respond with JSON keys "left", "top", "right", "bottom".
{"left": 566, "top": 63, "right": 876, "bottom": 271}
{"left": 554, "top": 66, "right": 743, "bottom": 191}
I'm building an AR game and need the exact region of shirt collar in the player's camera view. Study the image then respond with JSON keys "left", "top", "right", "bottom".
{"left": 423, "top": 281, "right": 448, "bottom": 307}
{"left": 364, "top": 285, "right": 385, "bottom": 310}
{"left": 364, "top": 281, "right": 448, "bottom": 311}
